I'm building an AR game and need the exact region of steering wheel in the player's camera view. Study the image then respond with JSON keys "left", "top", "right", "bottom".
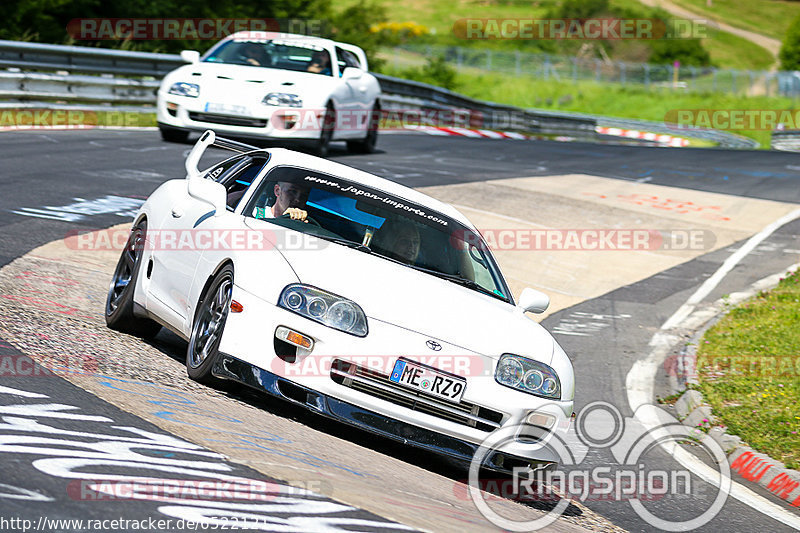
{"left": 279, "top": 213, "right": 321, "bottom": 227}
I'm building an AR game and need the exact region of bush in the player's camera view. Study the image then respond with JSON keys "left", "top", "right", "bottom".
{"left": 780, "top": 13, "right": 800, "bottom": 70}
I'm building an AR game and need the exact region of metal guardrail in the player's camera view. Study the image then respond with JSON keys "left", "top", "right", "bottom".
{"left": 0, "top": 39, "right": 758, "bottom": 148}
{"left": 770, "top": 130, "right": 800, "bottom": 151}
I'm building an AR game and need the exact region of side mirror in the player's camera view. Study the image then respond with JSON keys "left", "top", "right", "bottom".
{"left": 518, "top": 287, "right": 550, "bottom": 314}
{"left": 187, "top": 177, "right": 227, "bottom": 216}
{"left": 181, "top": 50, "right": 200, "bottom": 64}
{"left": 342, "top": 67, "right": 363, "bottom": 80}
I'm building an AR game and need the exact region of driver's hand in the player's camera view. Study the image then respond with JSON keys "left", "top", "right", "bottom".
{"left": 283, "top": 207, "right": 308, "bottom": 222}
{"left": 246, "top": 58, "right": 259, "bottom": 66}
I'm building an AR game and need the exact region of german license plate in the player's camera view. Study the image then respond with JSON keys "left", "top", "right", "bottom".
{"left": 389, "top": 359, "right": 466, "bottom": 403}
{"left": 205, "top": 102, "right": 251, "bottom": 116}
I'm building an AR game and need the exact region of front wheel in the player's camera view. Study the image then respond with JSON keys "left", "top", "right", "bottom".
{"left": 186, "top": 265, "right": 234, "bottom": 384}
{"left": 347, "top": 104, "right": 380, "bottom": 154}
{"left": 105, "top": 221, "right": 161, "bottom": 338}
{"left": 313, "top": 104, "right": 335, "bottom": 157}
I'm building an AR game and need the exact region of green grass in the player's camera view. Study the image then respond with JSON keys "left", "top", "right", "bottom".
{"left": 700, "top": 25, "right": 775, "bottom": 70}
{"left": 335, "top": 0, "right": 782, "bottom": 70}
{"left": 696, "top": 269, "right": 800, "bottom": 469}
{"left": 380, "top": 55, "right": 795, "bottom": 148}
{"left": 669, "top": 0, "right": 800, "bottom": 42}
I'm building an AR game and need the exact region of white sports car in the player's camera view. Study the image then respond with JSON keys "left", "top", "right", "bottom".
{"left": 105, "top": 131, "right": 575, "bottom": 473}
{"left": 157, "top": 32, "right": 381, "bottom": 156}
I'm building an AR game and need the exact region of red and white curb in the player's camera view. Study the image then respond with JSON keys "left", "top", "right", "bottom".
{"left": 596, "top": 126, "right": 690, "bottom": 147}
{"left": 405, "top": 125, "right": 538, "bottom": 140}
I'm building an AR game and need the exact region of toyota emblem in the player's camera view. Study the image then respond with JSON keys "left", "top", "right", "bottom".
{"left": 426, "top": 340, "right": 442, "bottom": 351}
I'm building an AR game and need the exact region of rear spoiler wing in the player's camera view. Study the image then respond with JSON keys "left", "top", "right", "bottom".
{"left": 185, "top": 130, "right": 260, "bottom": 180}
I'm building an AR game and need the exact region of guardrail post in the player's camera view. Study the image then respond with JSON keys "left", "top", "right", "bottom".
{"left": 644, "top": 64, "right": 650, "bottom": 87}
{"left": 515, "top": 51, "right": 520, "bottom": 76}
{"left": 620, "top": 62, "right": 626, "bottom": 85}
{"left": 486, "top": 49, "right": 492, "bottom": 71}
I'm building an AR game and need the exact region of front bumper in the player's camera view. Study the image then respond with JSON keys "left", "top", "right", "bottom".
{"left": 213, "top": 352, "right": 558, "bottom": 474}
{"left": 157, "top": 93, "right": 325, "bottom": 141}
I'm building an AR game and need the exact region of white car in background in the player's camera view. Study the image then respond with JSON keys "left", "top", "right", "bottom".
{"left": 157, "top": 32, "right": 382, "bottom": 156}
{"left": 105, "top": 131, "right": 575, "bottom": 473}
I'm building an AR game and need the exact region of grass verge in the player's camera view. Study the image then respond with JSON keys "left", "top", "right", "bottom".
{"left": 380, "top": 57, "right": 795, "bottom": 148}
{"left": 668, "top": 0, "right": 798, "bottom": 43}
{"left": 695, "top": 268, "right": 800, "bottom": 469}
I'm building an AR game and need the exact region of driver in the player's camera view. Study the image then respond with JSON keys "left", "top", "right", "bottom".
{"left": 307, "top": 50, "right": 332, "bottom": 75}
{"left": 260, "top": 181, "right": 310, "bottom": 222}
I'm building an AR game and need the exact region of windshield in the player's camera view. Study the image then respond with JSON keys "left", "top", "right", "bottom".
{"left": 243, "top": 166, "right": 512, "bottom": 303}
{"left": 203, "top": 39, "right": 333, "bottom": 76}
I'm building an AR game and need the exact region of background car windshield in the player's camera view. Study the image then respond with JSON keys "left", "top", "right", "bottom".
{"left": 244, "top": 166, "right": 512, "bottom": 302}
{"left": 204, "top": 39, "right": 333, "bottom": 76}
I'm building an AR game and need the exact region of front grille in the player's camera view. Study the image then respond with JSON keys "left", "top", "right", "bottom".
{"left": 330, "top": 359, "right": 504, "bottom": 432}
{"left": 188, "top": 112, "right": 267, "bottom": 128}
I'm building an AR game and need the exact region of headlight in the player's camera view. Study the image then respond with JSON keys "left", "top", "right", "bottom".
{"left": 167, "top": 82, "right": 200, "bottom": 98}
{"left": 495, "top": 354, "right": 560, "bottom": 400}
{"left": 279, "top": 284, "right": 367, "bottom": 336}
{"left": 263, "top": 93, "right": 302, "bottom": 107}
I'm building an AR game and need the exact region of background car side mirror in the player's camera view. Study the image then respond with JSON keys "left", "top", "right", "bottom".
{"left": 181, "top": 50, "right": 200, "bottom": 64}
{"left": 518, "top": 287, "right": 550, "bottom": 314}
{"left": 342, "top": 67, "right": 363, "bottom": 80}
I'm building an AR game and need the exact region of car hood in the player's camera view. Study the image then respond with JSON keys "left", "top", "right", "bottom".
{"left": 165, "top": 63, "right": 335, "bottom": 103}
{"left": 275, "top": 237, "right": 556, "bottom": 364}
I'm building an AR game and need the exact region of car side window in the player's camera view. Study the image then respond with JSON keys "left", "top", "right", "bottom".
{"left": 218, "top": 157, "right": 268, "bottom": 210}
{"left": 334, "top": 47, "right": 361, "bottom": 76}
{"left": 204, "top": 156, "right": 245, "bottom": 182}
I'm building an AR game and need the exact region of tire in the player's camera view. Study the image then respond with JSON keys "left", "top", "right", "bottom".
{"left": 160, "top": 126, "right": 189, "bottom": 143}
{"left": 186, "top": 265, "right": 234, "bottom": 384}
{"left": 105, "top": 220, "right": 162, "bottom": 338}
{"left": 313, "top": 103, "right": 335, "bottom": 157}
{"left": 347, "top": 104, "right": 380, "bottom": 154}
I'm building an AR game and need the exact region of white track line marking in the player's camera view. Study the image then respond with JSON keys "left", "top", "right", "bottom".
{"left": 627, "top": 208, "right": 800, "bottom": 527}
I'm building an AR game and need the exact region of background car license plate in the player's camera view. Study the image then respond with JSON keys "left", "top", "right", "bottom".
{"left": 205, "top": 102, "right": 251, "bottom": 116}
{"left": 389, "top": 359, "right": 466, "bottom": 403}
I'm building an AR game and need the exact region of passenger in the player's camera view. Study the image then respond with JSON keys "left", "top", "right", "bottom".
{"left": 381, "top": 220, "right": 421, "bottom": 264}
{"left": 241, "top": 43, "right": 269, "bottom": 66}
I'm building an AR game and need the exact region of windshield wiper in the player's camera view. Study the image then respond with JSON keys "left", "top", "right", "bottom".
{"left": 320, "top": 236, "right": 373, "bottom": 253}
{"left": 408, "top": 265, "right": 507, "bottom": 301}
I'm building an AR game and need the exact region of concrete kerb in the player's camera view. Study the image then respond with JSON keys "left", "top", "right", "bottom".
{"left": 664, "top": 262, "right": 800, "bottom": 509}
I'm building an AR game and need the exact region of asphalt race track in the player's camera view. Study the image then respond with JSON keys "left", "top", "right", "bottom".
{"left": 0, "top": 129, "right": 799, "bottom": 532}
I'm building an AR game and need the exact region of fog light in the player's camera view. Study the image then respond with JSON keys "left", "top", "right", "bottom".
{"left": 526, "top": 412, "right": 556, "bottom": 429}
{"left": 275, "top": 326, "right": 314, "bottom": 350}
{"left": 166, "top": 101, "right": 178, "bottom": 111}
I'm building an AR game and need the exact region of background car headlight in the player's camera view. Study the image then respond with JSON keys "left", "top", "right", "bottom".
{"left": 279, "top": 284, "right": 367, "bottom": 336}
{"left": 167, "top": 82, "right": 200, "bottom": 98}
{"left": 263, "top": 93, "right": 302, "bottom": 107}
{"left": 495, "top": 354, "right": 561, "bottom": 400}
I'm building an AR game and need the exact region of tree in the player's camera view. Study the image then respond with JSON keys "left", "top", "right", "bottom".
{"left": 780, "top": 13, "right": 800, "bottom": 71}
